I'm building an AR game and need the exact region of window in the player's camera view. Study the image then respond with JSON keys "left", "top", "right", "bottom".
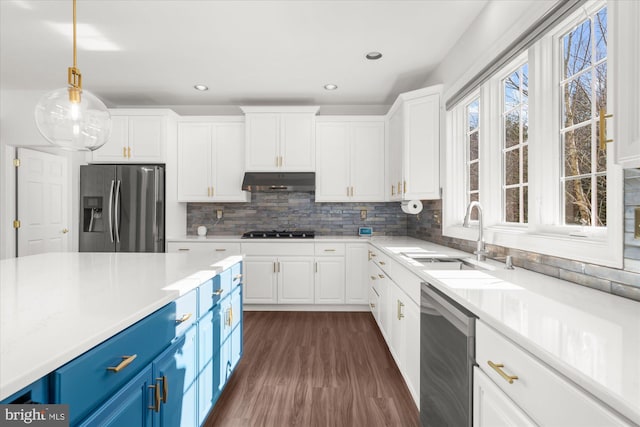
{"left": 467, "top": 98, "right": 480, "bottom": 220}
{"left": 560, "top": 6, "right": 607, "bottom": 227}
{"left": 443, "top": 0, "right": 623, "bottom": 268}
{"left": 502, "top": 63, "right": 529, "bottom": 223}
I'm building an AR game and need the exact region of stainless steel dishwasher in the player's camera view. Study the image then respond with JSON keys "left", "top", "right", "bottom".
{"left": 420, "top": 281, "right": 476, "bottom": 427}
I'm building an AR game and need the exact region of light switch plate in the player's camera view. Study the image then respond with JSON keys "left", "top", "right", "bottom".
{"left": 635, "top": 207, "right": 640, "bottom": 239}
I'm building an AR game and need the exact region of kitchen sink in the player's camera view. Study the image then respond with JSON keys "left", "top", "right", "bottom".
{"left": 402, "top": 253, "right": 493, "bottom": 271}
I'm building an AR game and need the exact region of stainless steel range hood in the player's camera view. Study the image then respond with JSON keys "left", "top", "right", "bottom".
{"left": 242, "top": 172, "right": 315, "bottom": 192}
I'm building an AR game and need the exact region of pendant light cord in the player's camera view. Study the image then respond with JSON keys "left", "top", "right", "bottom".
{"left": 73, "top": 0, "right": 77, "bottom": 69}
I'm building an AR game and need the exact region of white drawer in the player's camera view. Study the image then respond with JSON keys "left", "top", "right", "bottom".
{"left": 167, "top": 241, "right": 241, "bottom": 254}
{"left": 476, "top": 321, "right": 630, "bottom": 426}
{"left": 315, "top": 243, "right": 345, "bottom": 256}
{"left": 241, "top": 242, "right": 314, "bottom": 256}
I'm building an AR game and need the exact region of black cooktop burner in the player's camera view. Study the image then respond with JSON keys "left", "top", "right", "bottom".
{"left": 241, "top": 230, "right": 315, "bottom": 239}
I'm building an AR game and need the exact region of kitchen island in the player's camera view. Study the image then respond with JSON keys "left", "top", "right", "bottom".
{"left": 0, "top": 251, "right": 243, "bottom": 425}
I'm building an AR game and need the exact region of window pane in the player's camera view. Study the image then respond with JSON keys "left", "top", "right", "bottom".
{"left": 468, "top": 100, "right": 479, "bottom": 131}
{"left": 562, "top": 73, "right": 593, "bottom": 126}
{"left": 595, "top": 7, "right": 607, "bottom": 62}
{"left": 563, "top": 19, "right": 592, "bottom": 79}
{"left": 504, "top": 110, "right": 520, "bottom": 148}
{"left": 469, "top": 131, "right": 479, "bottom": 161}
{"left": 523, "top": 145, "right": 528, "bottom": 183}
{"left": 564, "top": 177, "right": 592, "bottom": 225}
{"left": 522, "top": 106, "right": 529, "bottom": 143}
{"left": 522, "top": 63, "right": 529, "bottom": 104}
{"left": 505, "top": 187, "right": 520, "bottom": 223}
{"left": 469, "top": 192, "right": 479, "bottom": 221}
{"left": 595, "top": 62, "right": 607, "bottom": 112}
{"left": 564, "top": 125, "right": 592, "bottom": 178}
{"left": 505, "top": 149, "right": 520, "bottom": 186}
{"left": 504, "top": 70, "right": 520, "bottom": 110}
{"left": 596, "top": 175, "right": 606, "bottom": 226}
{"left": 470, "top": 162, "right": 479, "bottom": 192}
{"left": 523, "top": 186, "right": 529, "bottom": 223}
{"left": 596, "top": 122, "right": 607, "bottom": 173}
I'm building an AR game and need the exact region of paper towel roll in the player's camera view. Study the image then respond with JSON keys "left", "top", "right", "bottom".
{"left": 401, "top": 200, "right": 423, "bottom": 214}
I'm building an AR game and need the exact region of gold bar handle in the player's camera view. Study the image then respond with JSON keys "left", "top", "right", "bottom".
{"left": 123, "top": 147, "right": 127, "bottom": 158}
{"left": 157, "top": 376, "right": 168, "bottom": 403}
{"left": 148, "top": 383, "right": 160, "bottom": 412}
{"left": 403, "top": 180, "right": 407, "bottom": 194}
{"left": 397, "top": 300, "right": 405, "bottom": 320}
{"left": 488, "top": 361, "right": 519, "bottom": 384}
{"left": 370, "top": 253, "right": 377, "bottom": 257}
{"left": 215, "top": 248, "right": 227, "bottom": 252}
{"left": 370, "top": 303, "right": 376, "bottom": 308}
{"left": 324, "top": 249, "right": 336, "bottom": 252}
{"left": 212, "top": 289, "right": 224, "bottom": 296}
{"left": 599, "top": 109, "right": 613, "bottom": 151}
{"left": 128, "top": 147, "right": 132, "bottom": 158}
{"left": 379, "top": 261, "right": 386, "bottom": 265}
{"left": 211, "top": 186, "right": 214, "bottom": 196}
{"left": 234, "top": 274, "right": 243, "bottom": 280}
{"left": 107, "top": 354, "right": 137, "bottom": 372}
{"left": 370, "top": 275, "right": 377, "bottom": 280}
{"left": 178, "top": 248, "right": 190, "bottom": 252}
{"left": 378, "top": 274, "right": 385, "bottom": 279}
{"left": 176, "top": 313, "right": 192, "bottom": 324}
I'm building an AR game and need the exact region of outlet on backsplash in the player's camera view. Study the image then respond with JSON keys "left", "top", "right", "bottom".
{"left": 635, "top": 207, "right": 640, "bottom": 239}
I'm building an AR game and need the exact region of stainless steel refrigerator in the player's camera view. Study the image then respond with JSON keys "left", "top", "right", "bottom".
{"left": 79, "top": 164, "right": 165, "bottom": 252}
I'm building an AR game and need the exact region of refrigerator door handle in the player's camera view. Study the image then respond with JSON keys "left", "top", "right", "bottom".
{"left": 108, "top": 180, "right": 115, "bottom": 243}
{"left": 114, "top": 179, "right": 122, "bottom": 243}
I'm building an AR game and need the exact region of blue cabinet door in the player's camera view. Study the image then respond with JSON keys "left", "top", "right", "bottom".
{"left": 77, "top": 365, "right": 153, "bottom": 427}
{"left": 153, "top": 326, "right": 198, "bottom": 427}
{"left": 230, "top": 287, "right": 243, "bottom": 372}
{"left": 197, "top": 309, "right": 221, "bottom": 425}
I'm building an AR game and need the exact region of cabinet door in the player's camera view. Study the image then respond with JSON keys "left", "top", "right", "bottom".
{"left": 346, "top": 244, "right": 369, "bottom": 304}
{"left": 128, "top": 116, "right": 165, "bottom": 162}
{"left": 92, "top": 115, "right": 129, "bottom": 162}
{"left": 77, "top": 365, "right": 153, "bottom": 427}
{"left": 197, "top": 310, "right": 216, "bottom": 426}
{"left": 350, "top": 122, "right": 385, "bottom": 201}
{"left": 278, "top": 257, "right": 315, "bottom": 304}
{"left": 403, "top": 93, "right": 440, "bottom": 199}
{"left": 368, "top": 286, "right": 380, "bottom": 323}
{"left": 390, "top": 283, "right": 404, "bottom": 363}
{"left": 376, "top": 268, "right": 392, "bottom": 341}
{"left": 315, "top": 123, "right": 351, "bottom": 201}
{"left": 387, "top": 107, "right": 403, "bottom": 201}
{"left": 403, "top": 297, "right": 420, "bottom": 405}
{"left": 280, "top": 114, "right": 315, "bottom": 171}
{"left": 230, "top": 287, "right": 243, "bottom": 371}
{"left": 314, "top": 257, "right": 345, "bottom": 304}
{"left": 243, "top": 256, "right": 278, "bottom": 304}
{"left": 473, "top": 367, "right": 536, "bottom": 427}
{"left": 212, "top": 123, "right": 249, "bottom": 201}
{"left": 153, "top": 326, "right": 198, "bottom": 427}
{"left": 177, "top": 122, "right": 212, "bottom": 202}
{"left": 245, "top": 114, "right": 279, "bottom": 171}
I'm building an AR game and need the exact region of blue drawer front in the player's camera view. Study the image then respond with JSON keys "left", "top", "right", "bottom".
{"left": 174, "top": 290, "right": 197, "bottom": 337}
{"left": 53, "top": 303, "right": 175, "bottom": 426}
{"left": 219, "top": 269, "right": 232, "bottom": 301}
{"left": 198, "top": 276, "right": 221, "bottom": 316}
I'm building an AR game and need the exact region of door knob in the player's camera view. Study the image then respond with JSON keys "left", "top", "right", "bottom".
{"left": 62, "top": 228, "right": 69, "bottom": 234}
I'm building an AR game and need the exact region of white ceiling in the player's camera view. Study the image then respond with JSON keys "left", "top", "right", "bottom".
{"left": 0, "top": 0, "right": 488, "bottom": 109}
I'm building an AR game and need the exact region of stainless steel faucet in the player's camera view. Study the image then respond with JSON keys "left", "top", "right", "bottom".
{"left": 463, "top": 201, "right": 488, "bottom": 261}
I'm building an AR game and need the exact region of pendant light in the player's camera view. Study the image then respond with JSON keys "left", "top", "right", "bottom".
{"left": 34, "top": 0, "right": 111, "bottom": 151}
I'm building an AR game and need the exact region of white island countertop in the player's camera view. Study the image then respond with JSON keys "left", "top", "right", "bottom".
{"left": 370, "top": 237, "right": 640, "bottom": 425}
{"left": 0, "top": 252, "right": 242, "bottom": 401}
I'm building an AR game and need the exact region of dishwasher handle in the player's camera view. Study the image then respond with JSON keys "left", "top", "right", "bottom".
{"left": 421, "top": 282, "right": 476, "bottom": 337}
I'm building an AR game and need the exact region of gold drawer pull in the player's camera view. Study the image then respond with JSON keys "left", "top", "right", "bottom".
{"left": 370, "top": 303, "right": 376, "bottom": 308}
{"left": 234, "top": 274, "right": 243, "bottom": 281}
{"left": 324, "top": 249, "right": 336, "bottom": 252}
{"left": 488, "top": 361, "right": 519, "bottom": 384}
{"left": 378, "top": 274, "right": 385, "bottom": 279}
{"left": 176, "top": 313, "right": 192, "bottom": 324}
{"left": 215, "top": 248, "right": 227, "bottom": 252}
{"left": 212, "top": 289, "right": 224, "bottom": 296}
{"left": 379, "top": 261, "right": 386, "bottom": 265}
{"left": 157, "top": 376, "right": 168, "bottom": 403}
{"left": 178, "top": 248, "right": 190, "bottom": 251}
{"left": 148, "top": 382, "right": 160, "bottom": 412}
{"left": 370, "top": 253, "right": 377, "bottom": 257}
{"left": 107, "top": 354, "right": 137, "bottom": 372}
{"left": 370, "top": 275, "right": 377, "bottom": 280}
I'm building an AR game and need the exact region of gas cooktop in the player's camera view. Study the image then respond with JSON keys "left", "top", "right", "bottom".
{"left": 241, "top": 230, "right": 315, "bottom": 239}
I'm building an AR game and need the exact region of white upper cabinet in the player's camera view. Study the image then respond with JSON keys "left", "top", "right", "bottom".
{"left": 177, "top": 118, "right": 249, "bottom": 202}
{"left": 241, "top": 106, "right": 319, "bottom": 171}
{"left": 92, "top": 110, "right": 175, "bottom": 163}
{"left": 386, "top": 85, "right": 442, "bottom": 200}
{"left": 611, "top": 0, "right": 640, "bottom": 168}
{"left": 316, "top": 118, "right": 385, "bottom": 202}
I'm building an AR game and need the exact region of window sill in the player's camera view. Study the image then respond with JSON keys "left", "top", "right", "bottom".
{"left": 443, "top": 223, "right": 622, "bottom": 269}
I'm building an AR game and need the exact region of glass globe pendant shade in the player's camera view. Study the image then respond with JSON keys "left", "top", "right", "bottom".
{"left": 35, "top": 86, "right": 111, "bottom": 151}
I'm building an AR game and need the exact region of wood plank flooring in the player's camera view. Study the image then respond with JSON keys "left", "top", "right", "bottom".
{"left": 205, "top": 311, "right": 419, "bottom": 427}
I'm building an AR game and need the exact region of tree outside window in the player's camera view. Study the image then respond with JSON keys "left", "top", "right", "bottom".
{"left": 467, "top": 98, "right": 480, "bottom": 220}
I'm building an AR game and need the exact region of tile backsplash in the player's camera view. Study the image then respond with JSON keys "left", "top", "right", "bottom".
{"left": 187, "top": 192, "right": 406, "bottom": 237}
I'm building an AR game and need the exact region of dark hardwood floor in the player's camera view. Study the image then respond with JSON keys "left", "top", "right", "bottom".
{"left": 204, "top": 311, "right": 419, "bottom": 427}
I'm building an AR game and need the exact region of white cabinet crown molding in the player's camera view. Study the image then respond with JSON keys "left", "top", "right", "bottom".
{"left": 239, "top": 106, "right": 320, "bottom": 114}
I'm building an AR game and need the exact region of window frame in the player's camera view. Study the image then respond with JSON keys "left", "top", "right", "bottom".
{"left": 442, "top": 0, "right": 623, "bottom": 268}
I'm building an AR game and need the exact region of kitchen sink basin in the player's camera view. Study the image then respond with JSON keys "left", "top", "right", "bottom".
{"left": 403, "top": 253, "right": 493, "bottom": 271}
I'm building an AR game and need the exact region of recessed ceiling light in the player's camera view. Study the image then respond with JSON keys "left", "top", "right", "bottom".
{"left": 194, "top": 84, "right": 209, "bottom": 91}
{"left": 324, "top": 84, "right": 338, "bottom": 91}
{"left": 366, "top": 52, "right": 383, "bottom": 60}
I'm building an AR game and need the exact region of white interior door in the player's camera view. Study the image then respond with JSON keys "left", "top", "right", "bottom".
{"left": 17, "top": 148, "right": 69, "bottom": 256}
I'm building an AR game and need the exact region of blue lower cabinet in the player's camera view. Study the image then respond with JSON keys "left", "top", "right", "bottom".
{"left": 78, "top": 365, "right": 154, "bottom": 427}
{"left": 197, "top": 310, "right": 219, "bottom": 425}
{"left": 153, "top": 326, "right": 198, "bottom": 427}
{"left": 0, "top": 377, "right": 49, "bottom": 404}
{"left": 230, "top": 287, "right": 243, "bottom": 371}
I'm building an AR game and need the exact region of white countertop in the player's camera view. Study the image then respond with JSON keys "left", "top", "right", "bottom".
{"left": 370, "top": 237, "right": 640, "bottom": 425}
{"left": 0, "top": 252, "right": 242, "bottom": 401}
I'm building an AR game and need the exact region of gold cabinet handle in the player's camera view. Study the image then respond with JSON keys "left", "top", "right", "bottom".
{"left": 370, "top": 275, "right": 377, "bottom": 280}
{"left": 62, "top": 228, "right": 69, "bottom": 234}
{"left": 127, "top": 146, "right": 132, "bottom": 158}
{"left": 599, "top": 109, "right": 613, "bottom": 150}
{"left": 212, "top": 289, "right": 224, "bottom": 296}
{"left": 176, "top": 313, "right": 192, "bottom": 324}
{"left": 211, "top": 186, "right": 214, "bottom": 196}
{"left": 403, "top": 180, "right": 407, "bottom": 194}
{"left": 178, "top": 248, "right": 190, "bottom": 251}
{"left": 488, "top": 361, "right": 519, "bottom": 384}
{"left": 324, "top": 249, "right": 336, "bottom": 252}
{"left": 397, "top": 181, "right": 401, "bottom": 194}
{"left": 215, "top": 248, "right": 227, "bottom": 252}
{"left": 107, "top": 354, "right": 137, "bottom": 372}
{"left": 391, "top": 185, "right": 395, "bottom": 196}
{"left": 148, "top": 382, "right": 160, "bottom": 412}
{"left": 379, "top": 261, "right": 386, "bottom": 265}
{"left": 157, "top": 376, "right": 168, "bottom": 403}
{"left": 397, "top": 300, "right": 405, "bottom": 320}
{"left": 123, "top": 147, "right": 127, "bottom": 158}
{"left": 234, "top": 274, "right": 243, "bottom": 281}
{"left": 370, "top": 303, "right": 376, "bottom": 308}
{"left": 378, "top": 274, "right": 385, "bottom": 279}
